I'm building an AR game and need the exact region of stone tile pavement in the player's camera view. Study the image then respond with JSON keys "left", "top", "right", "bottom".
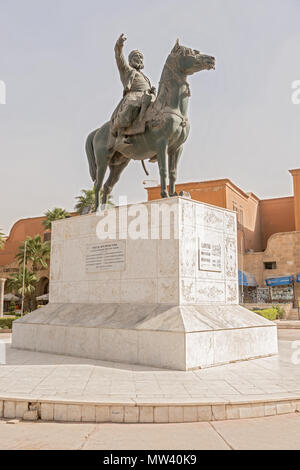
{"left": 1, "top": 330, "right": 300, "bottom": 423}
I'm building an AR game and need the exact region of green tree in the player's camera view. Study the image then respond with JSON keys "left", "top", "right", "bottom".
{"left": 42, "top": 208, "right": 70, "bottom": 230}
{"left": 6, "top": 268, "right": 37, "bottom": 312}
{"left": 74, "top": 188, "right": 113, "bottom": 214}
{"left": 75, "top": 189, "right": 95, "bottom": 213}
{"left": 16, "top": 235, "right": 50, "bottom": 271}
{"left": 0, "top": 231, "right": 5, "bottom": 250}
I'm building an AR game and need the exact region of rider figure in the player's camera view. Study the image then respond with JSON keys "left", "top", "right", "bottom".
{"left": 108, "top": 34, "right": 156, "bottom": 150}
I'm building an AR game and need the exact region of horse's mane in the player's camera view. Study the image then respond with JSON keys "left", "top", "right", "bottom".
{"left": 156, "top": 42, "right": 196, "bottom": 105}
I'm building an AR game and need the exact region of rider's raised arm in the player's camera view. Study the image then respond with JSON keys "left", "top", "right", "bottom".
{"left": 114, "top": 34, "right": 131, "bottom": 85}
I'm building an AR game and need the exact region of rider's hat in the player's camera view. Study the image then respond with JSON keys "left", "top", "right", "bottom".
{"left": 128, "top": 50, "right": 144, "bottom": 62}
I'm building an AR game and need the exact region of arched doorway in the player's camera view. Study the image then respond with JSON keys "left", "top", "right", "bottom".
{"left": 36, "top": 277, "right": 49, "bottom": 305}
{"left": 37, "top": 277, "right": 49, "bottom": 296}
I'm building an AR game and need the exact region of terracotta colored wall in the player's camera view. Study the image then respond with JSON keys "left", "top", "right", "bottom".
{"left": 146, "top": 181, "right": 227, "bottom": 207}
{"left": 225, "top": 187, "right": 262, "bottom": 253}
{"left": 146, "top": 180, "right": 298, "bottom": 254}
{"left": 0, "top": 217, "right": 47, "bottom": 266}
{"left": 289, "top": 169, "right": 300, "bottom": 230}
{"left": 260, "top": 197, "right": 295, "bottom": 250}
{"left": 0, "top": 213, "right": 77, "bottom": 268}
{"left": 147, "top": 180, "right": 262, "bottom": 253}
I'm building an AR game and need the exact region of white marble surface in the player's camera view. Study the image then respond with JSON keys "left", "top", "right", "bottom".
{"left": 49, "top": 198, "right": 239, "bottom": 306}
{"left": 12, "top": 303, "right": 277, "bottom": 370}
{"left": 13, "top": 198, "right": 277, "bottom": 370}
{"left": 1, "top": 331, "right": 299, "bottom": 404}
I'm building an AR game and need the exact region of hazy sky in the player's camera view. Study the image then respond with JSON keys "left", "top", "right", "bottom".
{"left": 1, "top": 0, "right": 300, "bottom": 234}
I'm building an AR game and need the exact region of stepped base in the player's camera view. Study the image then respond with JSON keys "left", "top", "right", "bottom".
{"left": 12, "top": 303, "right": 278, "bottom": 370}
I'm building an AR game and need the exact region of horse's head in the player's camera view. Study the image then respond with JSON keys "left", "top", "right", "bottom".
{"left": 170, "top": 39, "right": 215, "bottom": 76}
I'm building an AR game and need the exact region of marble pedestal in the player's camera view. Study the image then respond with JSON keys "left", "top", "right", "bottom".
{"left": 12, "top": 198, "right": 278, "bottom": 370}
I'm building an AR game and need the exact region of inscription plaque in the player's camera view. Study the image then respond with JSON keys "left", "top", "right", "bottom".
{"left": 86, "top": 241, "right": 126, "bottom": 272}
{"left": 198, "top": 238, "right": 222, "bottom": 272}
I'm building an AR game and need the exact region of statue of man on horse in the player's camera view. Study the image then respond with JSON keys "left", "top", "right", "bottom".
{"left": 108, "top": 34, "right": 156, "bottom": 150}
{"left": 86, "top": 35, "right": 215, "bottom": 211}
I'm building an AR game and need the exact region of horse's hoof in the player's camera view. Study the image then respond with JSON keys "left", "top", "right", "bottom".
{"left": 161, "top": 191, "right": 169, "bottom": 198}
{"left": 169, "top": 192, "right": 178, "bottom": 197}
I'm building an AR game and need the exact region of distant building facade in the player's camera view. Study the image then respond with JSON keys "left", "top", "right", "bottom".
{"left": 146, "top": 169, "right": 300, "bottom": 304}
{"left": 0, "top": 216, "right": 51, "bottom": 309}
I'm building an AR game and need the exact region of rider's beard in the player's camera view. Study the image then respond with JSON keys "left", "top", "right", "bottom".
{"left": 130, "top": 59, "right": 144, "bottom": 70}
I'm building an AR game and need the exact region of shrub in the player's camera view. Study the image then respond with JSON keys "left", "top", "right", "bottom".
{"left": 0, "top": 317, "right": 17, "bottom": 329}
{"left": 273, "top": 304, "right": 285, "bottom": 319}
{"left": 14, "top": 311, "right": 28, "bottom": 317}
{"left": 252, "top": 308, "right": 277, "bottom": 321}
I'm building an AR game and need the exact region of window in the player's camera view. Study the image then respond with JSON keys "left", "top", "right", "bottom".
{"left": 264, "top": 262, "right": 277, "bottom": 270}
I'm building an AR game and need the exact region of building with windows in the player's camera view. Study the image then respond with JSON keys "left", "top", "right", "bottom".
{"left": 146, "top": 168, "right": 300, "bottom": 305}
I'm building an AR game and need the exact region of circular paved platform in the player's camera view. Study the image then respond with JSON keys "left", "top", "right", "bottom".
{"left": 0, "top": 330, "right": 300, "bottom": 423}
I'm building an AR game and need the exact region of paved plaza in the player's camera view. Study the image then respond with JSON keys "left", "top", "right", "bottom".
{"left": 0, "top": 330, "right": 299, "bottom": 402}
{"left": 0, "top": 330, "right": 300, "bottom": 424}
{"left": 0, "top": 413, "right": 300, "bottom": 450}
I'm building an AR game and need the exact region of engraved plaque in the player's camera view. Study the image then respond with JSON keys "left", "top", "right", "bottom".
{"left": 198, "top": 237, "right": 222, "bottom": 272}
{"left": 86, "top": 241, "right": 126, "bottom": 272}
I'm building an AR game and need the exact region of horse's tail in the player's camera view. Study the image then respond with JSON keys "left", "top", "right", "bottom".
{"left": 85, "top": 129, "right": 98, "bottom": 182}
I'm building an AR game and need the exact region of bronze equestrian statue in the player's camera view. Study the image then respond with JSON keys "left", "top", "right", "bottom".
{"left": 86, "top": 34, "right": 215, "bottom": 211}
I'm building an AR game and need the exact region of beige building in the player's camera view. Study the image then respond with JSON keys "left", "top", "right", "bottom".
{"left": 243, "top": 231, "right": 300, "bottom": 304}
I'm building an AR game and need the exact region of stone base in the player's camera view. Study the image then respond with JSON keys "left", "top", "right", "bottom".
{"left": 12, "top": 303, "right": 278, "bottom": 370}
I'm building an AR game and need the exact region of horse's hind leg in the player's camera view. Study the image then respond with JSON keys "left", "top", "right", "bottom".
{"left": 95, "top": 154, "right": 109, "bottom": 211}
{"left": 102, "top": 157, "right": 130, "bottom": 205}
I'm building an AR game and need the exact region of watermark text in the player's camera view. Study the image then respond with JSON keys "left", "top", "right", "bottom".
{"left": 291, "top": 80, "right": 300, "bottom": 105}
{"left": 0, "top": 80, "right": 6, "bottom": 104}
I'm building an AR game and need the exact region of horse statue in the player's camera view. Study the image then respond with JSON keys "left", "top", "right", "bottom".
{"left": 86, "top": 39, "right": 215, "bottom": 211}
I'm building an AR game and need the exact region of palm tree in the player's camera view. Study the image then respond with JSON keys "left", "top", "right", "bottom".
{"left": 16, "top": 235, "right": 50, "bottom": 271}
{"left": 42, "top": 208, "right": 70, "bottom": 230}
{"left": 0, "top": 231, "right": 5, "bottom": 250}
{"left": 74, "top": 188, "right": 113, "bottom": 214}
{"left": 7, "top": 268, "right": 37, "bottom": 312}
{"left": 75, "top": 189, "right": 95, "bottom": 214}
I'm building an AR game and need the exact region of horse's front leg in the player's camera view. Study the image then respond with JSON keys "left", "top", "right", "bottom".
{"left": 169, "top": 146, "right": 183, "bottom": 197}
{"left": 102, "top": 158, "right": 130, "bottom": 205}
{"left": 157, "top": 139, "right": 168, "bottom": 198}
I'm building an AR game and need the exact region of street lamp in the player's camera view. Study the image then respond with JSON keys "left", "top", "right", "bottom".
{"left": 0, "top": 278, "right": 6, "bottom": 318}
{"left": 20, "top": 240, "right": 27, "bottom": 316}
